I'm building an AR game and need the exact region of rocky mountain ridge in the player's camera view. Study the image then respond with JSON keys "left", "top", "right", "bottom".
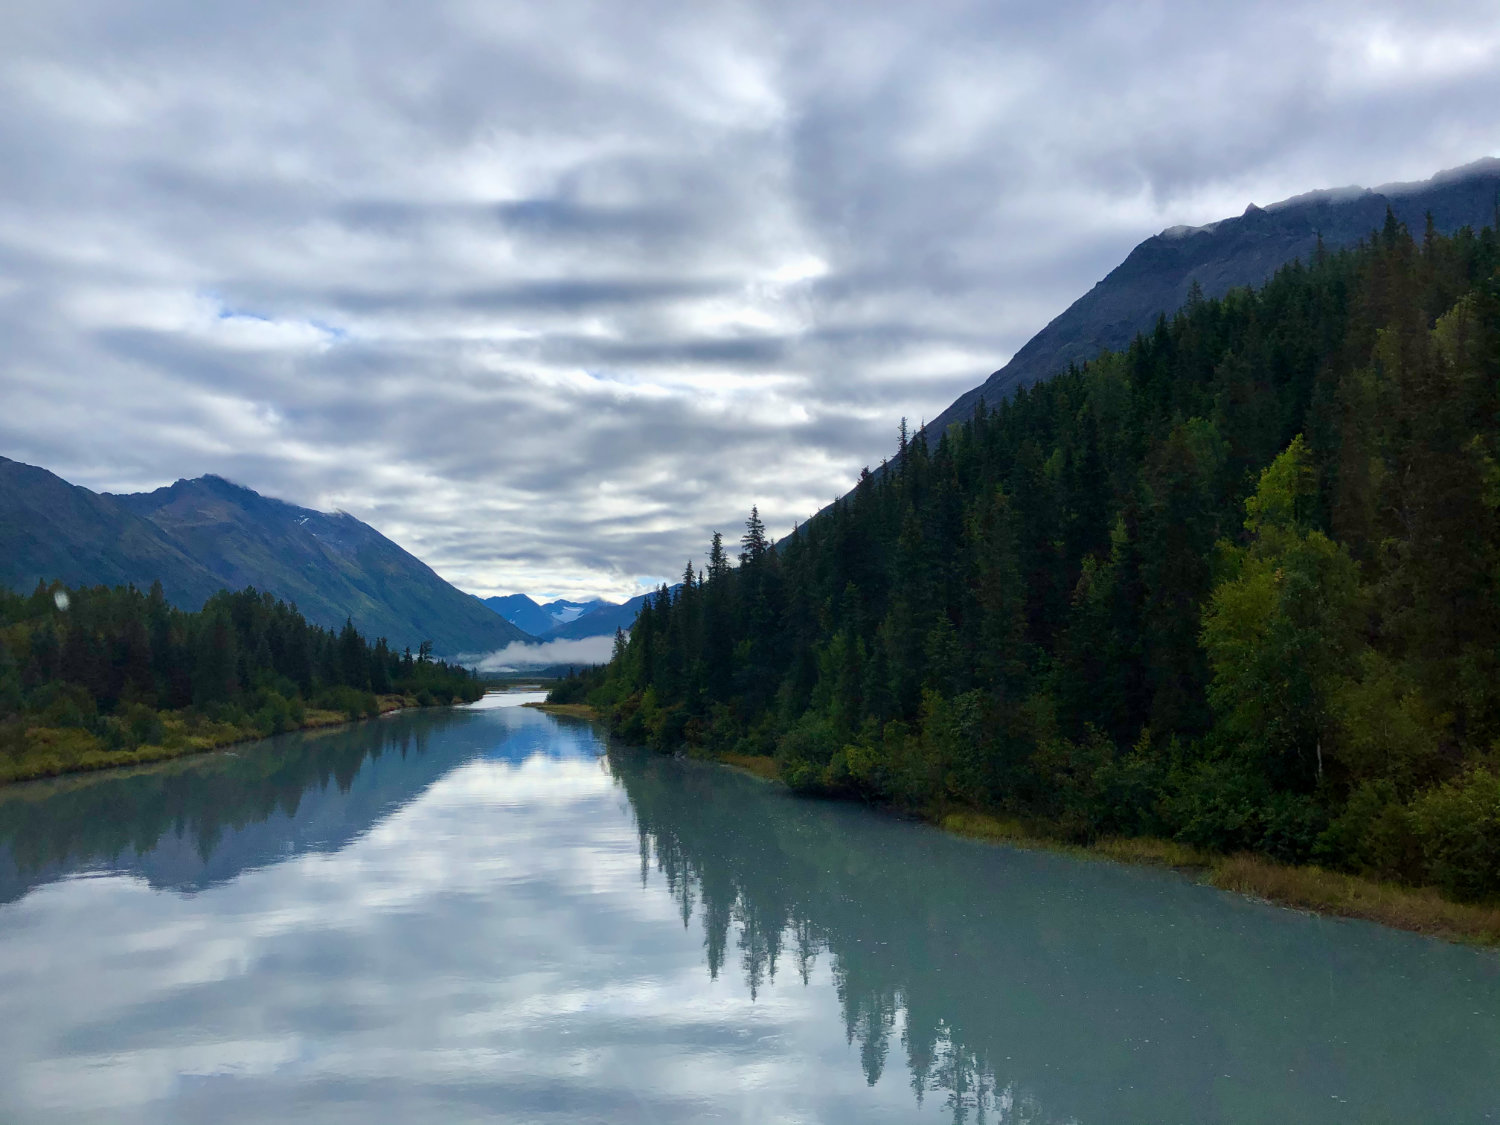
{"left": 923, "top": 158, "right": 1500, "bottom": 438}
{"left": 0, "top": 457, "right": 529, "bottom": 657}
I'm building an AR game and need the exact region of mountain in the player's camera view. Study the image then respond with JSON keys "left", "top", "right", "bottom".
{"left": 483, "top": 593, "right": 557, "bottom": 637}
{"left": 548, "top": 592, "right": 654, "bottom": 639}
{"left": 0, "top": 458, "right": 530, "bottom": 657}
{"left": 485, "top": 593, "right": 623, "bottom": 638}
{"left": 923, "top": 157, "right": 1500, "bottom": 438}
{"left": 0, "top": 456, "right": 224, "bottom": 607}
{"left": 542, "top": 598, "right": 610, "bottom": 626}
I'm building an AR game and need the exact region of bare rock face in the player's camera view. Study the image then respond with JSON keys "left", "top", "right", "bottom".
{"left": 922, "top": 158, "right": 1500, "bottom": 440}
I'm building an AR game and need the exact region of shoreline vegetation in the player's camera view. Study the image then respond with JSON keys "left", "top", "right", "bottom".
{"left": 529, "top": 697, "right": 1500, "bottom": 947}
{"left": 523, "top": 701, "right": 599, "bottom": 719}
{"left": 705, "top": 746, "right": 1500, "bottom": 947}
{"left": 698, "top": 748, "right": 1500, "bottom": 948}
{"left": 0, "top": 693, "right": 466, "bottom": 788}
{"left": 1, "top": 580, "right": 484, "bottom": 787}
{"left": 937, "top": 808, "right": 1500, "bottom": 948}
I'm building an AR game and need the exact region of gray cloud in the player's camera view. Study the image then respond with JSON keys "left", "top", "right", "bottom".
{"left": 470, "top": 636, "right": 620, "bottom": 671}
{"left": 1, "top": 0, "right": 1497, "bottom": 602}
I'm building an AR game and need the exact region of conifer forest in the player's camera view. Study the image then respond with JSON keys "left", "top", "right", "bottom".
{"left": 0, "top": 581, "right": 481, "bottom": 782}
{"left": 567, "top": 216, "right": 1500, "bottom": 902}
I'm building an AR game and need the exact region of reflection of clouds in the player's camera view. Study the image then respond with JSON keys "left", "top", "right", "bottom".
{"left": 9, "top": 708, "right": 1500, "bottom": 1123}
{"left": 0, "top": 710, "right": 932, "bottom": 1124}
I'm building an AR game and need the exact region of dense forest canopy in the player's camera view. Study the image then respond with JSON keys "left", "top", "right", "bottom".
{"left": 0, "top": 580, "right": 481, "bottom": 782}
{"left": 567, "top": 212, "right": 1500, "bottom": 901}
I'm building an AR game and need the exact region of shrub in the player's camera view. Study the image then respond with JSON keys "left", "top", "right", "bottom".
{"left": 1317, "top": 780, "right": 1423, "bottom": 882}
{"left": 1163, "top": 757, "right": 1273, "bottom": 854}
{"left": 315, "top": 686, "right": 380, "bottom": 719}
{"left": 774, "top": 712, "right": 838, "bottom": 793}
{"left": 1410, "top": 769, "right": 1500, "bottom": 902}
{"left": 122, "top": 702, "right": 166, "bottom": 747}
{"left": 26, "top": 682, "right": 96, "bottom": 729}
{"left": 252, "top": 690, "right": 297, "bottom": 736}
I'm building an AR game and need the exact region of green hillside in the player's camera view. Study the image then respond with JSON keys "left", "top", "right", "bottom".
{"left": 577, "top": 214, "right": 1500, "bottom": 903}
{"left": 0, "top": 463, "right": 529, "bottom": 657}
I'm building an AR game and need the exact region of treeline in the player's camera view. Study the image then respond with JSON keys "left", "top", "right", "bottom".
{"left": 0, "top": 580, "right": 481, "bottom": 781}
{"left": 574, "top": 213, "right": 1500, "bottom": 901}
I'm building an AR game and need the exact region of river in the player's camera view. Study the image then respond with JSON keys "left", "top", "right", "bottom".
{"left": 0, "top": 690, "right": 1496, "bottom": 1123}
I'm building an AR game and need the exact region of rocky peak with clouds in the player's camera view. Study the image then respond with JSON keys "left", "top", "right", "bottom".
{"left": 923, "top": 158, "right": 1500, "bottom": 438}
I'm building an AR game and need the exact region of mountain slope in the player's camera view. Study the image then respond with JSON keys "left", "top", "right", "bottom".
{"left": 486, "top": 594, "right": 615, "bottom": 636}
{"left": 0, "top": 456, "right": 224, "bottom": 607}
{"left": 541, "top": 598, "right": 610, "bottom": 626}
{"left": 924, "top": 157, "right": 1500, "bottom": 438}
{"left": 483, "top": 594, "right": 557, "bottom": 637}
{"left": 0, "top": 457, "right": 529, "bottom": 656}
{"left": 114, "top": 475, "right": 530, "bottom": 655}
{"left": 548, "top": 592, "right": 652, "bottom": 639}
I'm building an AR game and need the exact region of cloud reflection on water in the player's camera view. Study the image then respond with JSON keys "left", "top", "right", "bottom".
{"left": 0, "top": 707, "right": 928, "bottom": 1124}
{"left": 1, "top": 706, "right": 1500, "bottom": 1123}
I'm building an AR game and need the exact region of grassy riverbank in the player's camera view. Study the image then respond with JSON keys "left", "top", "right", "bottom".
{"left": 672, "top": 749, "right": 1500, "bottom": 949}
{"left": 523, "top": 702, "right": 599, "bottom": 719}
{"left": 0, "top": 694, "right": 453, "bottom": 787}
{"left": 940, "top": 808, "right": 1500, "bottom": 948}
{"left": 533, "top": 686, "right": 1500, "bottom": 948}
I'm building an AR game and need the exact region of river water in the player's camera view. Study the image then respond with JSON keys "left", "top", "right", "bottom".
{"left": 0, "top": 691, "right": 1497, "bottom": 1124}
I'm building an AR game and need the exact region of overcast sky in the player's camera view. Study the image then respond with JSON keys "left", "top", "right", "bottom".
{"left": 2, "top": 1, "right": 1497, "bottom": 602}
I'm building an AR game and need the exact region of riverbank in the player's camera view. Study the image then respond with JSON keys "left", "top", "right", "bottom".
{"left": 537, "top": 700, "right": 1500, "bottom": 948}
{"left": 0, "top": 694, "right": 455, "bottom": 787}
{"left": 522, "top": 702, "right": 599, "bottom": 719}
{"left": 692, "top": 749, "right": 1500, "bottom": 948}
{"left": 939, "top": 808, "right": 1500, "bottom": 948}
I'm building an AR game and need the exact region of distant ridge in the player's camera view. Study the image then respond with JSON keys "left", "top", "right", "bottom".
{"left": 483, "top": 590, "right": 651, "bottom": 640}
{"left": 0, "top": 457, "right": 531, "bottom": 657}
{"left": 548, "top": 593, "right": 653, "bottom": 639}
{"left": 483, "top": 593, "right": 558, "bottom": 637}
{"left": 923, "top": 158, "right": 1500, "bottom": 438}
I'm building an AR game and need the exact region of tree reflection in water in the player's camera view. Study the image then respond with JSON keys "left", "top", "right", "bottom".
{"left": 608, "top": 744, "right": 1500, "bottom": 1125}
{"left": 613, "top": 745, "right": 1058, "bottom": 1124}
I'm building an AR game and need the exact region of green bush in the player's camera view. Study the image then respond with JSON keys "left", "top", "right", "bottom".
{"left": 1317, "top": 780, "right": 1423, "bottom": 882}
{"left": 774, "top": 712, "right": 838, "bottom": 793}
{"left": 315, "top": 686, "right": 379, "bottom": 720}
{"left": 27, "top": 682, "right": 96, "bottom": 729}
{"left": 1410, "top": 769, "right": 1500, "bottom": 901}
{"left": 252, "top": 690, "right": 297, "bottom": 736}
{"left": 1164, "top": 757, "right": 1273, "bottom": 854}
{"left": 1257, "top": 791, "right": 1328, "bottom": 865}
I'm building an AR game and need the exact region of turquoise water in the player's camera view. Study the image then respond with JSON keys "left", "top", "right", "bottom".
{"left": 0, "top": 691, "right": 1496, "bottom": 1123}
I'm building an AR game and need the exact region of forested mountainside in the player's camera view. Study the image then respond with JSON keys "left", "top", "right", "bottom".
{"left": 0, "top": 457, "right": 226, "bottom": 607}
{"left": 0, "top": 461, "right": 529, "bottom": 656}
{"left": 925, "top": 157, "right": 1500, "bottom": 438}
{"left": 573, "top": 214, "right": 1500, "bottom": 901}
{"left": 0, "top": 580, "right": 481, "bottom": 783}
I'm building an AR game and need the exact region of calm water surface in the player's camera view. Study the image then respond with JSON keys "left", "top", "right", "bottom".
{"left": 1, "top": 691, "right": 1498, "bottom": 1124}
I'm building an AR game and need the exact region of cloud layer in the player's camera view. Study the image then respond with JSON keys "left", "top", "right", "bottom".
{"left": 2, "top": 1, "right": 1497, "bottom": 600}
{"left": 471, "top": 635, "right": 618, "bottom": 672}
